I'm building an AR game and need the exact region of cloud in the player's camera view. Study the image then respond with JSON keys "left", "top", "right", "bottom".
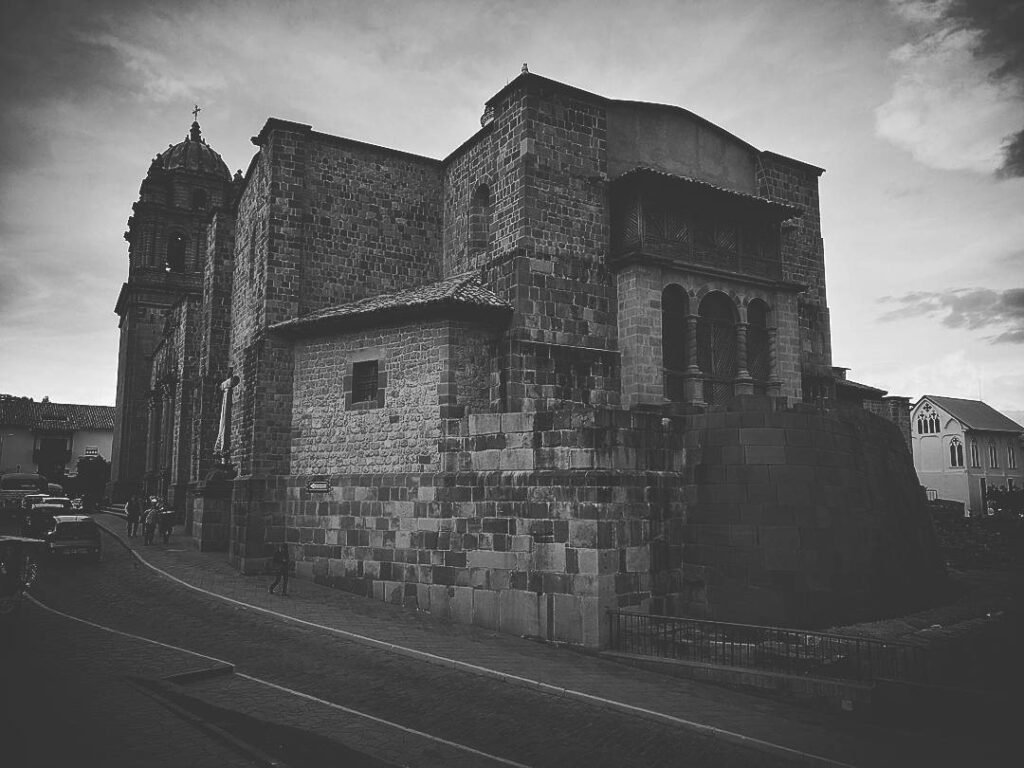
{"left": 877, "top": 0, "right": 1024, "bottom": 177}
{"left": 879, "top": 286, "right": 1024, "bottom": 341}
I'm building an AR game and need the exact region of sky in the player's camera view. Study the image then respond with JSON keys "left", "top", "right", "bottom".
{"left": 1, "top": 0, "right": 1022, "bottom": 423}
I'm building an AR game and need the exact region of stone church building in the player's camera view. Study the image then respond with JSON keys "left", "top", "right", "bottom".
{"left": 110, "top": 71, "right": 941, "bottom": 647}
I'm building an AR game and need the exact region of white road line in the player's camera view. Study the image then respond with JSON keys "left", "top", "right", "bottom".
{"left": 25, "top": 595, "right": 531, "bottom": 768}
{"left": 96, "top": 519, "right": 859, "bottom": 768}
{"left": 27, "top": 594, "right": 232, "bottom": 667}
{"left": 236, "top": 673, "right": 532, "bottom": 768}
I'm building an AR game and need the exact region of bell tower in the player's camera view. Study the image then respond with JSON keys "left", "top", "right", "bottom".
{"left": 109, "top": 114, "right": 233, "bottom": 501}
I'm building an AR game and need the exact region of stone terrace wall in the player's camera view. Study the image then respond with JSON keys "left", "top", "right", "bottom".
{"left": 679, "top": 401, "right": 944, "bottom": 627}
{"left": 282, "top": 407, "right": 686, "bottom": 648}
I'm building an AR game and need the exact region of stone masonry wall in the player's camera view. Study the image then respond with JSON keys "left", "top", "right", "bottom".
{"left": 292, "top": 321, "right": 447, "bottom": 476}
{"left": 190, "top": 210, "right": 236, "bottom": 483}
{"left": 443, "top": 87, "right": 531, "bottom": 277}
{"left": 756, "top": 155, "right": 831, "bottom": 371}
{"left": 299, "top": 132, "right": 443, "bottom": 313}
{"left": 282, "top": 407, "right": 686, "bottom": 648}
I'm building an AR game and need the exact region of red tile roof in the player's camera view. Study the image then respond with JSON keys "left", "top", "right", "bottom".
{"left": 0, "top": 398, "right": 115, "bottom": 431}
{"left": 269, "top": 272, "right": 512, "bottom": 336}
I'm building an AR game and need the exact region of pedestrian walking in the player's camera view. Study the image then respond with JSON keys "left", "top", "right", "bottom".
{"left": 159, "top": 504, "right": 174, "bottom": 545}
{"left": 268, "top": 544, "right": 290, "bottom": 595}
{"left": 142, "top": 499, "right": 159, "bottom": 546}
{"left": 125, "top": 495, "right": 141, "bottom": 538}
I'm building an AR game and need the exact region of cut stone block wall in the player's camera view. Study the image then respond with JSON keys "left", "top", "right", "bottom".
{"left": 281, "top": 407, "right": 687, "bottom": 648}
{"left": 679, "top": 401, "right": 944, "bottom": 627}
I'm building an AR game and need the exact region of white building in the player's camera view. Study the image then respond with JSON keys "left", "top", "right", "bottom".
{"left": 911, "top": 395, "right": 1023, "bottom": 515}
{"left": 0, "top": 396, "right": 114, "bottom": 479}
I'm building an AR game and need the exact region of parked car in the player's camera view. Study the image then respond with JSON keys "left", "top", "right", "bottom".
{"left": 0, "top": 535, "right": 45, "bottom": 622}
{"left": 21, "top": 505, "right": 59, "bottom": 539}
{"left": 20, "top": 494, "right": 50, "bottom": 512}
{"left": 38, "top": 497, "right": 73, "bottom": 513}
{"left": 45, "top": 516, "right": 101, "bottom": 561}
{"left": 0, "top": 472, "right": 48, "bottom": 520}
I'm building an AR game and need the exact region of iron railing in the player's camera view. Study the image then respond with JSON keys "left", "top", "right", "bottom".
{"left": 608, "top": 611, "right": 929, "bottom": 683}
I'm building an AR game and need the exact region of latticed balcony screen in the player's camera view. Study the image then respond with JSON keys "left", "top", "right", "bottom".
{"left": 697, "top": 293, "right": 737, "bottom": 406}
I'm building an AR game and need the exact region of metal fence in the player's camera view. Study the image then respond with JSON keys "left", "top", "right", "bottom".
{"left": 607, "top": 611, "right": 929, "bottom": 683}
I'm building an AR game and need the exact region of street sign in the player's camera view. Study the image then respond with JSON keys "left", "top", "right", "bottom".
{"left": 307, "top": 481, "right": 330, "bottom": 493}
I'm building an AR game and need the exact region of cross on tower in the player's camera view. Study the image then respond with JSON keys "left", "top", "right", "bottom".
{"left": 192, "top": 104, "right": 202, "bottom": 121}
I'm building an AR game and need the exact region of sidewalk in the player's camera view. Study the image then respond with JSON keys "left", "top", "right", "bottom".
{"left": 93, "top": 513, "right": 1006, "bottom": 768}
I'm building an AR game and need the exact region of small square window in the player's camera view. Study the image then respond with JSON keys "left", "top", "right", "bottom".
{"left": 352, "top": 360, "right": 379, "bottom": 404}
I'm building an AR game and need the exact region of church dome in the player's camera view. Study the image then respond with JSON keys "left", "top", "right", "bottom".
{"left": 157, "top": 121, "right": 230, "bottom": 180}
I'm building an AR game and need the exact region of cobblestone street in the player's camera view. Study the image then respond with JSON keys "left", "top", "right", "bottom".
{"left": 2, "top": 516, "right": 1013, "bottom": 767}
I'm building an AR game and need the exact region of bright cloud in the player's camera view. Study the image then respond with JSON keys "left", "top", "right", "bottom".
{"left": 879, "top": 287, "right": 1024, "bottom": 342}
{"left": 877, "top": 0, "right": 1024, "bottom": 176}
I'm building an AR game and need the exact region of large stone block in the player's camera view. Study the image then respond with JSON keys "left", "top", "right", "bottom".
{"left": 473, "top": 589, "right": 499, "bottom": 630}
{"left": 498, "top": 589, "right": 541, "bottom": 638}
{"left": 552, "top": 593, "right": 583, "bottom": 644}
{"left": 449, "top": 585, "right": 474, "bottom": 625}
{"left": 533, "top": 542, "right": 566, "bottom": 571}
{"left": 467, "top": 550, "right": 518, "bottom": 570}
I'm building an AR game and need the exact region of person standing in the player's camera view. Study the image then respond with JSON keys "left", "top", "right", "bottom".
{"left": 159, "top": 502, "right": 174, "bottom": 545}
{"left": 142, "top": 500, "right": 159, "bottom": 546}
{"left": 268, "top": 544, "right": 290, "bottom": 596}
{"left": 125, "top": 495, "right": 141, "bottom": 538}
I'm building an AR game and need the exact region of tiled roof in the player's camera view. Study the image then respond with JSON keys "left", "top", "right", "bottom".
{"left": 269, "top": 273, "right": 512, "bottom": 335}
{"left": 836, "top": 378, "right": 888, "bottom": 397}
{"left": 614, "top": 167, "right": 802, "bottom": 218}
{"left": 922, "top": 396, "right": 1024, "bottom": 434}
{"left": 0, "top": 399, "right": 115, "bottom": 431}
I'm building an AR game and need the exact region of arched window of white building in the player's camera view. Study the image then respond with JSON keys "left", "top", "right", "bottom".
{"left": 949, "top": 437, "right": 964, "bottom": 468}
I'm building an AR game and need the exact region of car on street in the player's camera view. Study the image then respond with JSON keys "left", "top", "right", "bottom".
{"left": 45, "top": 516, "right": 101, "bottom": 561}
{"left": 21, "top": 494, "right": 50, "bottom": 512}
{"left": 38, "top": 497, "right": 74, "bottom": 514}
{"left": 21, "top": 505, "right": 59, "bottom": 539}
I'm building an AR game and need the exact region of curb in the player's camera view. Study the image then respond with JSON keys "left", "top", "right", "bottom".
{"left": 91, "top": 515, "right": 856, "bottom": 768}
{"left": 131, "top": 676, "right": 287, "bottom": 768}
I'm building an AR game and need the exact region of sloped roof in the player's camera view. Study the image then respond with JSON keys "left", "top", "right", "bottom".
{"left": 613, "top": 167, "right": 802, "bottom": 220}
{"left": 0, "top": 399, "right": 115, "bottom": 431}
{"left": 921, "top": 396, "right": 1023, "bottom": 434}
{"left": 269, "top": 272, "right": 512, "bottom": 336}
{"left": 836, "top": 377, "right": 888, "bottom": 398}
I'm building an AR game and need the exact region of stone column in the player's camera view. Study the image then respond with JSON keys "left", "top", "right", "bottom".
{"left": 683, "top": 313, "right": 704, "bottom": 405}
{"left": 734, "top": 322, "right": 754, "bottom": 396}
{"left": 146, "top": 393, "right": 160, "bottom": 475}
{"left": 767, "top": 326, "right": 782, "bottom": 397}
{"left": 160, "top": 385, "right": 174, "bottom": 499}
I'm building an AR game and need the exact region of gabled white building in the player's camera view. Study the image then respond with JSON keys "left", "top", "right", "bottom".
{"left": 911, "top": 396, "right": 1023, "bottom": 515}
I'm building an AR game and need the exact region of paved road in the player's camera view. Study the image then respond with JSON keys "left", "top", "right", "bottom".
{"left": 6, "top": 528, "right": 795, "bottom": 768}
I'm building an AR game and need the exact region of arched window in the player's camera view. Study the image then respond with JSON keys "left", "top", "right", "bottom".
{"left": 949, "top": 437, "right": 964, "bottom": 467}
{"left": 988, "top": 443, "right": 999, "bottom": 468}
{"left": 930, "top": 415, "right": 940, "bottom": 433}
{"left": 192, "top": 189, "right": 208, "bottom": 210}
{"left": 747, "top": 299, "right": 770, "bottom": 394}
{"left": 697, "top": 292, "right": 736, "bottom": 405}
{"left": 971, "top": 441, "right": 980, "bottom": 467}
{"left": 917, "top": 418, "right": 924, "bottom": 435}
{"left": 661, "top": 285, "right": 688, "bottom": 402}
{"left": 166, "top": 232, "right": 187, "bottom": 272}
{"left": 468, "top": 184, "right": 492, "bottom": 255}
